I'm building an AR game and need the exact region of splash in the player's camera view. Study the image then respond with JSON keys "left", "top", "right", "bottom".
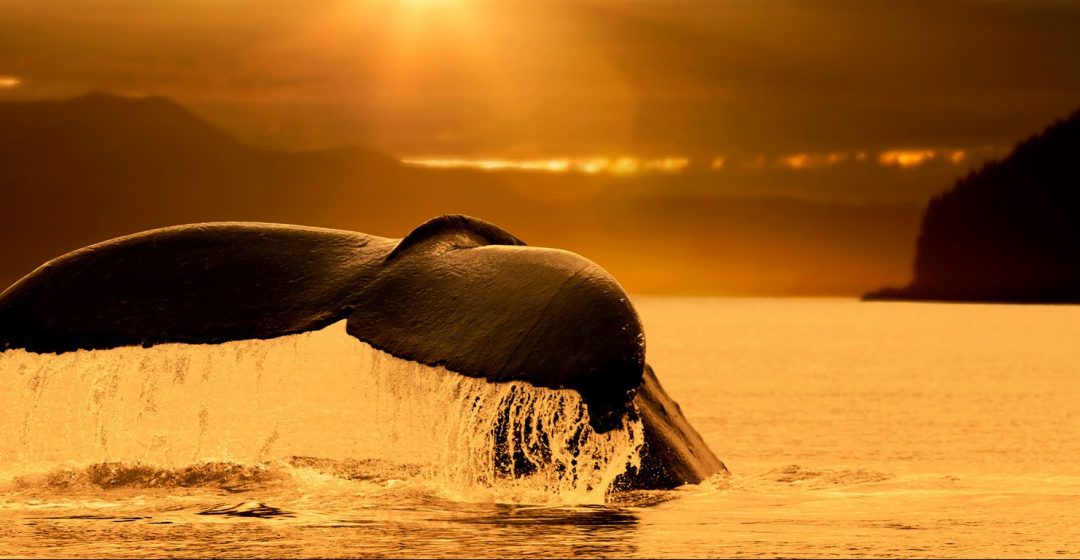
{"left": 0, "top": 321, "right": 642, "bottom": 504}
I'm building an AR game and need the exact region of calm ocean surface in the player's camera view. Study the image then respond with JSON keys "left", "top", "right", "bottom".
{"left": 2, "top": 297, "right": 1078, "bottom": 558}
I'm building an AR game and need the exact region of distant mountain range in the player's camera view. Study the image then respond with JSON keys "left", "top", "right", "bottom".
{"left": 0, "top": 92, "right": 921, "bottom": 295}
{"left": 867, "top": 108, "right": 1080, "bottom": 302}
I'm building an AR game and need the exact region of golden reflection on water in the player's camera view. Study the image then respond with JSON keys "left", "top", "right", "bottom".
{"left": 3, "top": 298, "right": 1080, "bottom": 558}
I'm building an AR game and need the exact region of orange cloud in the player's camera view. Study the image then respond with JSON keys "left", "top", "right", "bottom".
{"left": 779, "top": 153, "right": 811, "bottom": 170}
{"left": 777, "top": 152, "right": 851, "bottom": 170}
{"left": 878, "top": 149, "right": 937, "bottom": 167}
{"left": 402, "top": 156, "right": 688, "bottom": 175}
{"left": 404, "top": 146, "right": 987, "bottom": 175}
{"left": 643, "top": 157, "right": 690, "bottom": 173}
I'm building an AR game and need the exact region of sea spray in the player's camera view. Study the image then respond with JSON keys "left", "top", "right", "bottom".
{"left": 0, "top": 321, "right": 642, "bottom": 503}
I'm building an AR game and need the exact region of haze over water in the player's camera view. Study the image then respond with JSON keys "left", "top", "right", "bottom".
{"left": 1, "top": 297, "right": 1077, "bottom": 558}
{"left": 640, "top": 298, "right": 1080, "bottom": 557}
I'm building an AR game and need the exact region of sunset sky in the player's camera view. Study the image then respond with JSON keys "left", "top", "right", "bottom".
{"left": 2, "top": 0, "right": 1080, "bottom": 295}
{"left": 2, "top": 0, "right": 1079, "bottom": 202}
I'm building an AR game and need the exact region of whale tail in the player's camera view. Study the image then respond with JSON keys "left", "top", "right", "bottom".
{"left": 0, "top": 215, "right": 725, "bottom": 488}
{"left": 0, "top": 215, "right": 644, "bottom": 432}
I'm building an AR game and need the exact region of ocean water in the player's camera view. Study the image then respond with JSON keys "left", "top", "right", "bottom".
{"left": 1, "top": 297, "right": 1078, "bottom": 558}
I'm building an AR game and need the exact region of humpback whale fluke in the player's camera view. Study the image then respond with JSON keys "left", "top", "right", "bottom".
{"left": 0, "top": 215, "right": 725, "bottom": 488}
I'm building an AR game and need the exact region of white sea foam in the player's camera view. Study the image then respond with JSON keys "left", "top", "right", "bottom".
{"left": 0, "top": 321, "right": 642, "bottom": 504}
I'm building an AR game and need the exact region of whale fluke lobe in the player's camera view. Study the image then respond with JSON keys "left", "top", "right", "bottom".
{"left": 0, "top": 223, "right": 393, "bottom": 353}
{"left": 622, "top": 365, "right": 727, "bottom": 488}
{"left": 0, "top": 214, "right": 724, "bottom": 489}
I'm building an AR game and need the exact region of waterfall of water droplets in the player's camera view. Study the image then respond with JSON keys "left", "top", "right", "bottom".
{"left": 0, "top": 321, "right": 643, "bottom": 503}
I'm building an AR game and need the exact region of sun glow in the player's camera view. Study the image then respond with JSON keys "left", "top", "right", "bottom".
{"left": 359, "top": 0, "right": 492, "bottom": 101}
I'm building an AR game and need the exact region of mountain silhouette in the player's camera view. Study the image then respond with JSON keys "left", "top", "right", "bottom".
{"left": 866, "top": 108, "right": 1080, "bottom": 302}
{"left": 0, "top": 91, "right": 238, "bottom": 153}
{"left": 0, "top": 92, "right": 414, "bottom": 288}
{"left": 0, "top": 92, "right": 919, "bottom": 295}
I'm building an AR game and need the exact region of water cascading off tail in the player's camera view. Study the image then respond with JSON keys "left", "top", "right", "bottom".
{"left": 0, "top": 321, "right": 644, "bottom": 504}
